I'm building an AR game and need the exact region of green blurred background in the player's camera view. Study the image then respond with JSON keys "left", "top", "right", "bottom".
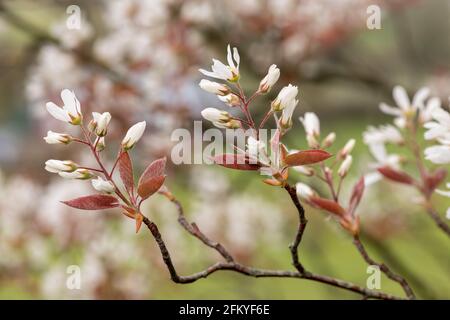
{"left": 0, "top": 0, "right": 449, "bottom": 299}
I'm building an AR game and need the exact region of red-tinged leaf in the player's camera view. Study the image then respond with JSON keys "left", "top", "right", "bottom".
{"left": 378, "top": 166, "right": 414, "bottom": 185}
{"left": 425, "top": 168, "right": 447, "bottom": 193}
{"left": 138, "top": 157, "right": 166, "bottom": 187}
{"left": 135, "top": 213, "right": 144, "bottom": 233}
{"left": 212, "top": 154, "right": 261, "bottom": 171}
{"left": 310, "top": 196, "right": 346, "bottom": 217}
{"left": 280, "top": 143, "right": 288, "bottom": 164}
{"left": 118, "top": 152, "right": 134, "bottom": 196}
{"left": 62, "top": 195, "right": 119, "bottom": 210}
{"left": 284, "top": 150, "right": 332, "bottom": 166}
{"left": 137, "top": 175, "right": 166, "bottom": 200}
{"left": 121, "top": 205, "right": 136, "bottom": 219}
{"left": 349, "top": 176, "right": 365, "bottom": 215}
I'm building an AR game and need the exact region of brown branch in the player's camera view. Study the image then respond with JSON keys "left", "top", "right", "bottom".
{"left": 284, "top": 183, "right": 307, "bottom": 274}
{"left": 353, "top": 236, "right": 416, "bottom": 300}
{"left": 171, "top": 198, "right": 234, "bottom": 262}
{"left": 425, "top": 206, "right": 450, "bottom": 236}
{"left": 142, "top": 214, "right": 403, "bottom": 299}
{"left": 142, "top": 188, "right": 407, "bottom": 300}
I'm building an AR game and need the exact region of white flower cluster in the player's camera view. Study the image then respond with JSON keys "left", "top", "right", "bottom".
{"left": 365, "top": 85, "right": 450, "bottom": 219}
{"left": 423, "top": 99, "right": 450, "bottom": 219}
{"left": 44, "top": 89, "right": 146, "bottom": 193}
{"left": 198, "top": 45, "right": 297, "bottom": 132}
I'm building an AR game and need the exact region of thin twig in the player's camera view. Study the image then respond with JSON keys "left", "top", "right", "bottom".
{"left": 144, "top": 187, "right": 405, "bottom": 300}
{"left": 353, "top": 236, "right": 416, "bottom": 299}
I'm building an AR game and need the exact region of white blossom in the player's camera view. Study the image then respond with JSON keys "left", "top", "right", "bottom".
{"left": 272, "top": 84, "right": 298, "bottom": 112}
{"left": 363, "top": 125, "right": 403, "bottom": 145}
{"left": 367, "top": 143, "right": 402, "bottom": 169}
{"left": 338, "top": 155, "right": 353, "bottom": 177}
{"left": 292, "top": 165, "right": 314, "bottom": 176}
{"left": 92, "top": 177, "right": 115, "bottom": 193}
{"left": 46, "top": 89, "right": 82, "bottom": 125}
{"left": 296, "top": 182, "right": 315, "bottom": 200}
{"left": 218, "top": 93, "right": 240, "bottom": 107}
{"left": 59, "top": 169, "right": 93, "bottom": 180}
{"left": 258, "top": 64, "right": 280, "bottom": 93}
{"left": 379, "top": 86, "right": 429, "bottom": 128}
{"left": 280, "top": 98, "right": 299, "bottom": 129}
{"left": 322, "top": 132, "right": 336, "bottom": 148}
{"left": 201, "top": 108, "right": 240, "bottom": 129}
{"left": 424, "top": 145, "right": 450, "bottom": 164}
{"left": 419, "top": 97, "right": 441, "bottom": 123}
{"left": 299, "top": 112, "right": 320, "bottom": 143}
{"left": 424, "top": 106, "right": 450, "bottom": 144}
{"left": 247, "top": 137, "right": 270, "bottom": 165}
{"left": 199, "top": 79, "right": 230, "bottom": 96}
{"left": 340, "top": 139, "right": 356, "bottom": 158}
{"left": 44, "top": 131, "right": 72, "bottom": 144}
{"left": 90, "top": 112, "right": 112, "bottom": 137}
{"left": 45, "top": 160, "right": 77, "bottom": 173}
{"left": 199, "top": 44, "right": 240, "bottom": 82}
{"left": 122, "top": 121, "right": 146, "bottom": 150}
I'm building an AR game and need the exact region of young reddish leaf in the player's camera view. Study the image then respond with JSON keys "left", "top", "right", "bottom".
{"left": 135, "top": 213, "right": 144, "bottom": 233}
{"left": 284, "top": 150, "right": 332, "bottom": 166}
{"left": 378, "top": 166, "right": 414, "bottom": 185}
{"left": 62, "top": 195, "right": 119, "bottom": 210}
{"left": 212, "top": 154, "right": 261, "bottom": 171}
{"left": 121, "top": 205, "right": 137, "bottom": 219}
{"left": 425, "top": 168, "right": 447, "bottom": 193}
{"left": 138, "top": 175, "right": 166, "bottom": 200}
{"left": 280, "top": 143, "right": 288, "bottom": 164}
{"left": 348, "top": 176, "right": 365, "bottom": 215}
{"left": 138, "top": 157, "right": 166, "bottom": 187}
{"left": 118, "top": 151, "right": 134, "bottom": 196}
{"left": 310, "top": 196, "right": 346, "bottom": 217}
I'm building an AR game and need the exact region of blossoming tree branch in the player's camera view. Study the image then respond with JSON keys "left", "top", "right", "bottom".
{"left": 44, "top": 45, "right": 450, "bottom": 300}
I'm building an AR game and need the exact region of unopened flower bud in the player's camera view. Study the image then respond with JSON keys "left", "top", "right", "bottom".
{"left": 92, "top": 177, "right": 115, "bottom": 193}
{"left": 90, "top": 112, "right": 111, "bottom": 137}
{"left": 59, "top": 169, "right": 93, "bottom": 180}
{"left": 199, "top": 79, "right": 230, "bottom": 96}
{"left": 122, "top": 121, "right": 146, "bottom": 150}
{"left": 338, "top": 155, "right": 353, "bottom": 178}
{"left": 201, "top": 107, "right": 240, "bottom": 129}
{"left": 44, "top": 131, "right": 72, "bottom": 144}
{"left": 293, "top": 165, "right": 314, "bottom": 176}
{"left": 45, "top": 160, "right": 78, "bottom": 173}
{"left": 307, "top": 134, "right": 320, "bottom": 149}
{"left": 272, "top": 84, "right": 298, "bottom": 112}
{"left": 322, "top": 132, "right": 336, "bottom": 148}
{"left": 296, "top": 182, "right": 316, "bottom": 200}
{"left": 339, "top": 139, "right": 356, "bottom": 159}
{"left": 258, "top": 64, "right": 280, "bottom": 94}
{"left": 280, "top": 99, "right": 299, "bottom": 129}
{"left": 218, "top": 93, "right": 240, "bottom": 107}
{"left": 300, "top": 112, "right": 320, "bottom": 137}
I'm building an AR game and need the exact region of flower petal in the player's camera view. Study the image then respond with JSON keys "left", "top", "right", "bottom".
{"left": 46, "top": 102, "right": 70, "bottom": 122}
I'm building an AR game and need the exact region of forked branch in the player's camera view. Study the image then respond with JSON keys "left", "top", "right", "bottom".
{"left": 143, "top": 184, "right": 407, "bottom": 300}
